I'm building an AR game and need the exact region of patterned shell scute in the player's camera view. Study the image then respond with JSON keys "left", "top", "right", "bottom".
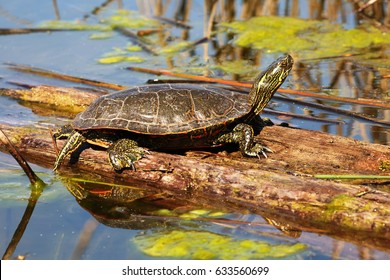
{"left": 74, "top": 84, "right": 251, "bottom": 134}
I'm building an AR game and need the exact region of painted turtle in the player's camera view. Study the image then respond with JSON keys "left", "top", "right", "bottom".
{"left": 53, "top": 54, "right": 293, "bottom": 171}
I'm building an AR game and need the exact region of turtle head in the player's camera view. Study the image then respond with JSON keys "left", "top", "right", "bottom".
{"left": 250, "top": 54, "right": 294, "bottom": 115}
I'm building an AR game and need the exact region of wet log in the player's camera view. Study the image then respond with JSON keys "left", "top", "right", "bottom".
{"left": 0, "top": 85, "right": 390, "bottom": 245}
{"left": 0, "top": 86, "right": 104, "bottom": 118}
{"left": 0, "top": 122, "right": 389, "bottom": 237}
{"left": 1, "top": 86, "right": 388, "bottom": 177}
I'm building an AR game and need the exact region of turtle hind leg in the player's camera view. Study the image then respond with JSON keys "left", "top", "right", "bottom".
{"left": 107, "top": 139, "right": 145, "bottom": 171}
{"left": 53, "top": 131, "right": 85, "bottom": 171}
{"left": 215, "top": 123, "right": 269, "bottom": 158}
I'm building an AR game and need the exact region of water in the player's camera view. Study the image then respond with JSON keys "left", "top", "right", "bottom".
{"left": 0, "top": 0, "right": 389, "bottom": 260}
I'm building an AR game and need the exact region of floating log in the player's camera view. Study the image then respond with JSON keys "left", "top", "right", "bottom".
{"left": 0, "top": 85, "right": 390, "bottom": 251}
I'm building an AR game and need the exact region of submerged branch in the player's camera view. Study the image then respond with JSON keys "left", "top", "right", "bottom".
{"left": 114, "top": 27, "right": 158, "bottom": 55}
{"left": 5, "top": 63, "right": 126, "bottom": 90}
{"left": 0, "top": 129, "right": 47, "bottom": 260}
{"left": 0, "top": 28, "right": 77, "bottom": 35}
{"left": 152, "top": 15, "right": 192, "bottom": 29}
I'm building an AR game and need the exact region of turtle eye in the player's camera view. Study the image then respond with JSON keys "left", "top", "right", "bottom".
{"left": 279, "top": 55, "right": 293, "bottom": 69}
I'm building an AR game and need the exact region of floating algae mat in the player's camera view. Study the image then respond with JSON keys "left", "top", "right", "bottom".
{"left": 134, "top": 230, "right": 307, "bottom": 259}
{"left": 219, "top": 16, "right": 390, "bottom": 59}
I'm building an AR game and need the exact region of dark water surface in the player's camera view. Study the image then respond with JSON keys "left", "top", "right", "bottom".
{"left": 0, "top": 0, "right": 389, "bottom": 259}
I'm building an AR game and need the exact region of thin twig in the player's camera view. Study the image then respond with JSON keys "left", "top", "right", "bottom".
{"left": 152, "top": 15, "right": 192, "bottom": 29}
{"left": 0, "top": 28, "right": 77, "bottom": 35}
{"left": 0, "top": 128, "right": 46, "bottom": 260}
{"left": 356, "top": 0, "right": 379, "bottom": 13}
{"left": 6, "top": 63, "right": 126, "bottom": 90}
{"left": 114, "top": 27, "right": 158, "bottom": 55}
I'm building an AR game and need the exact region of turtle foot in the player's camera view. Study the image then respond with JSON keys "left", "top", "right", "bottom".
{"left": 107, "top": 139, "right": 145, "bottom": 171}
{"left": 216, "top": 123, "right": 272, "bottom": 160}
{"left": 244, "top": 143, "right": 273, "bottom": 159}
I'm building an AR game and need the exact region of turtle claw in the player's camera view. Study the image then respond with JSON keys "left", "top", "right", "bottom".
{"left": 263, "top": 146, "right": 273, "bottom": 153}
{"left": 261, "top": 146, "right": 273, "bottom": 158}
{"left": 249, "top": 143, "right": 272, "bottom": 159}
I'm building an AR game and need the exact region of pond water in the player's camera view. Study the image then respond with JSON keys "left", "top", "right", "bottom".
{"left": 0, "top": 0, "right": 389, "bottom": 260}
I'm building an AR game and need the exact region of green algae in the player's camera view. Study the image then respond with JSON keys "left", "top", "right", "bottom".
{"left": 220, "top": 16, "right": 390, "bottom": 59}
{"left": 379, "top": 160, "right": 390, "bottom": 172}
{"left": 322, "top": 194, "right": 389, "bottom": 233}
{"left": 97, "top": 55, "right": 145, "bottom": 64}
{"left": 134, "top": 230, "right": 307, "bottom": 259}
{"left": 219, "top": 16, "right": 320, "bottom": 54}
{"left": 89, "top": 32, "right": 114, "bottom": 40}
{"left": 39, "top": 20, "right": 110, "bottom": 31}
{"left": 98, "top": 46, "right": 145, "bottom": 64}
{"left": 40, "top": 10, "right": 158, "bottom": 33}
{"left": 212, "top": 60, "right": 257, "bottom": 76}
{"left": 153, "top": 208, "right": 228, "bottom": 219}
{"left": 100, "top": 9, "right": 158, "bottom": 29}
{"left": 125, "top": 44, "right": 143, "bottom": 52}
{"left": 159, "top": 41, "right": 194, "bottom": 55}
{"left": 39, "top": 12, "right": 390, "bottom": 70}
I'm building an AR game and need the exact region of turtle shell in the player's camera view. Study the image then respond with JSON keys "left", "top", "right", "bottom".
{"left": 74, "top": 83, "right": 252, "bottom": 135}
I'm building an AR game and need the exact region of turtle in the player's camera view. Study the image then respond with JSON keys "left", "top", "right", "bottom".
{"left": 53, "top": 54, "right": 293, "bottom": 171}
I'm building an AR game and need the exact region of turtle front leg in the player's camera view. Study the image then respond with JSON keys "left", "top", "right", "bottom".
{"left": 215, "top": 123, "right": 270, "bottom": 158}
{"left": 53, "top": 131, "right": 86, "bottom": 171}
{"left": 107, "top": 139, "right": 145, "bottom": 171}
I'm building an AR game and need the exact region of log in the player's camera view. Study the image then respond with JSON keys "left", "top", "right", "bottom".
{"left": 2, "top": 86, "right": 388, "bottom": 177}
{"left": 1, "top": 86, "right": 390, "bottom": 252}
{"left": 1, "top": 123, "right": 390, "bottom": 229}
{"left": 0, "top": 86, "right": 103, "bottom": 118}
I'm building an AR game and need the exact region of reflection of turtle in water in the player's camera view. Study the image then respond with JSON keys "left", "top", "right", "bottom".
{"left": 64, "top": 178, "right": 167, "bottom": 230}
{"left": 53, "top": 55, "right": 293, "bottom": 171}
{"left": 64, "top": 178, "right": 301, "bottom": 236}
